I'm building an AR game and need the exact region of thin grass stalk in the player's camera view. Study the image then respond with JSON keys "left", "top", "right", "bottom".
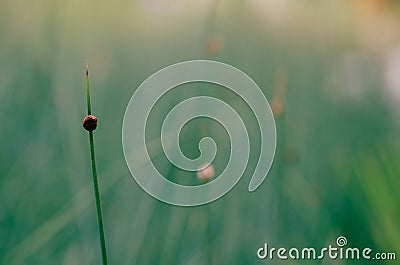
{"left": 85, "top": 64, "right": 109, "bottom": 265}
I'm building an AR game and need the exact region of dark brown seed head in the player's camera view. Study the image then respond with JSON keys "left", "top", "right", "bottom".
{"left": 82, "top": 115, "right": 98, "bottom": 131}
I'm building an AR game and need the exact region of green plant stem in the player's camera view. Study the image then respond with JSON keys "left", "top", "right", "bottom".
{"left": 199, "top": 121, "right": 213, "bottom": 265}
{"left": 89, "top": 132, "right": 108, "bottom": 265}
{"left": 206, "top": 203, "right": 213, "bottom": 265}
{"left": 86, "top": 65, "right": 108, "bottom": 265}
{"left": 86, "top": 65, "right": 92, "bottom": 115}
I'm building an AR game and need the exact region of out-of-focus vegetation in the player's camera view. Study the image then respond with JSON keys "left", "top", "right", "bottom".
{"left": 1, "top": 0, "right": 400, "bottom": 264}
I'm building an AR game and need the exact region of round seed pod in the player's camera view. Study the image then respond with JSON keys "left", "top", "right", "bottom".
{"left": 204, "top": 36, "right": 223, "bottom": 56}
{"left": 82, "top": 115, "right": 98, "bottom": 131}
{"left": 197, "top": 163, "right": 215, "bottom": 182}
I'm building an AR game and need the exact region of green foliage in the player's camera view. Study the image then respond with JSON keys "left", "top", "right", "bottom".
{"left": 1, "top": 1, "right": 399, "bottom": 264}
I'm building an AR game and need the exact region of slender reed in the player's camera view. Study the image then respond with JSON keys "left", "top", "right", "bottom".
{"left": 198, "top": 122, "right": 214, "bottom": 265}
{"left": 83, "top": 64, "right": 109, "bottom": 265}
{"left": 206, "top": 203, "right": 213, "bottom": 265}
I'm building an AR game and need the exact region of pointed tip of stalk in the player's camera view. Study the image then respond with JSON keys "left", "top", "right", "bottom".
{"left": 85, "top": 63, "right": 92, "bottom": 115}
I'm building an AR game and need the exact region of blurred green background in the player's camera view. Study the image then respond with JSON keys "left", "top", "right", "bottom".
{"left": 1, "top": 0, "right": 400, "bottom": 264}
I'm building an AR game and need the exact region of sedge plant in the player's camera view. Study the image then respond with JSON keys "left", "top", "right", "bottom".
{"left": 82, "top": 64, "right": 109, "bottom": 265}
